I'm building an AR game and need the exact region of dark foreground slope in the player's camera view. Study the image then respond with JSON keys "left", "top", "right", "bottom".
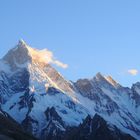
{"left": 0, "top": 110, "right": 37, "bottom": 140}
{"left": 63, "top": 114, "right": 136, "bottom": 140}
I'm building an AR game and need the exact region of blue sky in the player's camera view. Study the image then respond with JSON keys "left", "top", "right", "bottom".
{"left": 0, "top": 0, "right": 140, "bottom": 87}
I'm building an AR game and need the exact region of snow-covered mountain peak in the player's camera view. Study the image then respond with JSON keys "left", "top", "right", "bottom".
{"left": 1, "top": 41, "right": 140, "bottom": 140}
{"left": 13, "top": 40, "right": 54, "bottom": 66}
{"left": 2, "top": 40, "right": 52, "bottom": 69}
{"left": 93, "top": 73, "right": 121, "bottom": 88}
{"left": 1, "top": 40, "right": 75, "bottom": 95}
{"left": 132, "top": 82, "right": 140, "bottom": 95}
{"left": 132, "top": 82, "right": 140, "bottom": 88}
{"left": 95, "top": 72, "right": 106, "bottom": 81}
{"left": 18, "top": 39, "right": 28, "bottom": 48}
{"left": 3, "top": 40, "right": 31, "bottom": 68}
{"left": 105, "top": 76, "right": 121, "bottom": 88}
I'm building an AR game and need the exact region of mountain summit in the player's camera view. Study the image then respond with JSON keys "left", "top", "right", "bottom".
{"left": 2, "top": 40, "right": 74, "bottom": 94}
{"left": 3, "top": 40, "right": 48, "bottom": 67}
{"left": 0, "top": 40, "right": 140, "bottom": 140}
{"left": 3, "top": 40, "right": 31, "bottom": 68}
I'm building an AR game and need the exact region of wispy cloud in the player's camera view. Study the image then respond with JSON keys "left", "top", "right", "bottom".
{"left": 128, "top": 69, "right": 138, "bottom": 76}
{"left": 28, "top": 47, "right": 68, "bottom": 69}
{"left": 53, "top": 60, "right": 68, "bottom": 69}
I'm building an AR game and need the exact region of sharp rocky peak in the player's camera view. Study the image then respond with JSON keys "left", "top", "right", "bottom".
{"left": 18, "top": 39, "right": 28, "bottom": 48}
{"left": 131, "top": 82, "right": 140, "bottom": 94}
{"left": 105, "top": 76, "right": 121, "bottom": 88}
{"left": 91, "top": 72, "right": 121, "bottom": 88}
{"left": 3, "top": 40, "right": 31, "bottom": 67}
{"left": 2, "top": 40, "right": 49, "bottom": 69}
{"left": 95, "top": 72, "right": 106, "bottom": 80}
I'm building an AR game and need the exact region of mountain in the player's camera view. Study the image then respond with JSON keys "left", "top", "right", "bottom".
{"left": 74, "top": 73, "right": 140, "bottom": 139}
{"left": 0, "top": 40, "right": 140, "bottom": 140}
{"left": 63, "top": 114, "right": 136, "bottom": 140}
{"left": 0, "top": 108, "right": 36, "bottom": 140}
{"left": 0, "top": 40, "right": 88, "bottom": 139}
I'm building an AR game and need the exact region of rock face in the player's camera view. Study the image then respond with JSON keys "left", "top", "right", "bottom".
{"left": 0, "top": 109, "right": 36, "bottom": 140}
{"left": 3, "top": 40, "right": 32, "bottom": 69}
{"left": 63, "top": 114, "right": 136, "bottom": 140}
{"left": 0, "top": 40, "right": 140, "bottom": 140}
{"left": 41, "top": 107, "right": 66, "bottom": 140}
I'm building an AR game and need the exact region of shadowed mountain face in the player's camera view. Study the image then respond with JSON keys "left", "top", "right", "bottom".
{"left": 0, "top": 40, "right": 140, "bottom": 140}
{"left": 0, "top": 109, "right": 36, "bottom": 140}
{"left": 63, "top": 114, "right": 136, "bottom": 140}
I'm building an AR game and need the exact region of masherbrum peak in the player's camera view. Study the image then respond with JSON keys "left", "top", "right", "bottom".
{"left": 3, "top": 39, "right": 50, "bottom": 64}
{"left": 0, "top": 40, "right": 140, "bottom": 140}
{"left": 2, "top": 39, "right": 74, "bottom": 94}
{"left": 3, "top": 39, "right": 32, "bottom": 67}
{"left": 18, "top": 39, "right": 28, "bottom": 47}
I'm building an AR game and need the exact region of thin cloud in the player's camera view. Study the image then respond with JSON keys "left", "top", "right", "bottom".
{"left": 53, "top": 60, "right": 68, "bottom": 69}
{"left": 128, "top": 69, "right": 138, "bottom": 76}
{"left": 28, "top": 47, "right": 68, "bottom": 69}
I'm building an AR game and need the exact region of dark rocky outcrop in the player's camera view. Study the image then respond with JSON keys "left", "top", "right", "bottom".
{"left": 63, "top": 114, "right": 136, "bottom": 140}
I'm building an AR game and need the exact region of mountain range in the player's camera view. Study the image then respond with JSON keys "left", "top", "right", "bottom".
{"left": 0, "top": 40, "right": 140, "bottom": 140}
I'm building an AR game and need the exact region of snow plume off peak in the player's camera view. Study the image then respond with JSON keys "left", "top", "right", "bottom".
{"left": 27, "top": 46, "right": 68, "bottom": 69}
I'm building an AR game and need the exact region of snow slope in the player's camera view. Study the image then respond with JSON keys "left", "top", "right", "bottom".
{"left": 0, "top": 40, "right": 140, "bottom": 139}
